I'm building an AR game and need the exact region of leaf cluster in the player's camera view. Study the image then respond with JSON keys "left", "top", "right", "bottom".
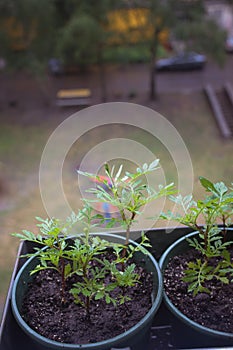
{"left": 161, "top": 176, "right": 233, "bottom": 295}
{"left": 67, "top": 225, "right": 147, "bottom": 313}
{"left": 183, "top": 249, "right": 233, "bottom": 296}
{"left": 78, "top": 159, "right": 175, "bottom": 245}
{"left": 14, "top": 209, "right": 146, "bottom": 315}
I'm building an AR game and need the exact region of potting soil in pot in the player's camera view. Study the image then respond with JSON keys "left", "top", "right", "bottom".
{"left": 164, "top": 248, "right": 233, "bottom": 334}
{"left": 20, "top": 254, "right": 153, "bottom": 344}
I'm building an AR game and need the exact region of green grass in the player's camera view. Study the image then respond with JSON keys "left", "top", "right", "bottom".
{"left": 104, "top": 43, "right": 167, "bottom": 64}
{"left": 0, "top": 89, "right": 233, "bottom": 319}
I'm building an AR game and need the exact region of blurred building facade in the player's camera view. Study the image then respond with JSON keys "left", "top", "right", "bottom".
{"left": 205, "top": 0, "right": 233, "bottom": 35}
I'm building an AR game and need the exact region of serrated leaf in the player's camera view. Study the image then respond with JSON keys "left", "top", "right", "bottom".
{"left": 82, "top": 289, "right": 92, "bottom": 297}
{"left": 64, "top": 263, "right": 72, "bottom": 277}
{"left": 217, "top": 276, "right": 229, "bottom": 284}
{"left": 214, "top": 182, "right": 228, "bottom": 196}
{"left": 95, "top": 291, "right": 104, "bottom": 300}
{"left": 148, "top": 159, "right": 160, "bottom": 170}
{"left": 105, "top": 294, "right": 111, "bottom": 304}
{"left": 199, "top": 177, "right": 216, "bottom": 193}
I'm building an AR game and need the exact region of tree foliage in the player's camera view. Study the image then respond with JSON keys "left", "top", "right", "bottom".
{"left": 171, "top": 0, "right": 226, "bottom": 66}
{"left": 0, "top": 0, "right": 56, "bottom": 71}
{"left": 57, "top": 14, "right": 105, "bottom": 67}
{"left": 0, "top": 0, "right": 228, "bottom": 100}
{"left": 126, "top": 0, "right": 226, "bottom": 99}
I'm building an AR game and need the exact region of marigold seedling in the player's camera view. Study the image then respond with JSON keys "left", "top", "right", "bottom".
{"left": 160, "top": 177, "right": 233, "bottom": 295}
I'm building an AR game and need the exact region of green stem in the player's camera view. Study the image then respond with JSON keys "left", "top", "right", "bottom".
{"left": 86, "top": 296, "right": 90, "bottom": 319}
{"left": 222, "top": 215, "right": 227, "bottom": 242}
{"left": 60, "top": 257, "right": 66, "bottom": 303}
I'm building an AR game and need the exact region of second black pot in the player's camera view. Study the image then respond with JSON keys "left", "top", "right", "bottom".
{"left": 159, "top": 229, "right": 233, "bottom": 348}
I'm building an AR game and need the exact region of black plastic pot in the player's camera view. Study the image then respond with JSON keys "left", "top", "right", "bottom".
{"left": 10, "top": 233, "right": 163, "bottom": 350}
{"left": 1, "top": 227, "right": 233, "bottom": 350}
{"left": 159, "top": 229, "right": 233, "bottom": 348}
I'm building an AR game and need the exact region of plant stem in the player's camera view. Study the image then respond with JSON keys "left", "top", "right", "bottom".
{"left": 86, "top": 296, "right": 90, "bottom": 319}
{"left": 61, "top": 257, "right": 66, "bottom": 303}
{"left": 222, "top": 215, "right": 227, "bottom": 242}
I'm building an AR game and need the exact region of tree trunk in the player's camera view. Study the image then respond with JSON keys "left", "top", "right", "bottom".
{"left": 149, "top": 37, "right": 158, "bottom": 100}
{"left": 149, "top": 56, "right": 156, "bottom": 100}
{"left": 100, "top": 61, "right": 107, "bottom": 103}
{"left": 98, "top": 47, "right": 107, "bottom": 103}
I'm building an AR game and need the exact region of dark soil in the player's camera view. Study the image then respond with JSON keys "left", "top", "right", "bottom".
{"left": 164, "top": 248, "right": 233, "bottom": 334}
{"left": 21, "top": 255, "right": 154, "bottom": 344}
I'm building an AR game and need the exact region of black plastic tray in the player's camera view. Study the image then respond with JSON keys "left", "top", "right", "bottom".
{"left": 1, "top": 227, "right": 233, "bottom": 350}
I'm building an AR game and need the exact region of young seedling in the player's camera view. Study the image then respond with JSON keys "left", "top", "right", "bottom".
{"left": 78, "top": 159, "right": 175, "bottom": 257}
{"left": 66, "top": 203, "right": 117, "bottom": 315}
{"left": 199, "top": 176, "right": 233, "bottom": 241}
{"left": 13, "top": 202, "right": 149, "bottom": 318}
{"left": 13, "top": 212, "right": 83, "bottom": 303}
{"left": 160, "top": 177, "right": 233, "bottom": 295}
{"left": 13, "top": 160, "right": 174, "bottom": 319}
{"left": 70, "top": 251, "right": 140, "bottom": 317}
{"left": 68, "top": 202, "right": 150, "bottom": 317}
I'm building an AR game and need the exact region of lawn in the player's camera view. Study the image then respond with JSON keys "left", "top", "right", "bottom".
{"left": 0, "top": 89, "right": 232, "bottom": 317}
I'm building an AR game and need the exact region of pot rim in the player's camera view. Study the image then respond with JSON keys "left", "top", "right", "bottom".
{"left": 11, "top": 232, "right": 163, "bottom": 349}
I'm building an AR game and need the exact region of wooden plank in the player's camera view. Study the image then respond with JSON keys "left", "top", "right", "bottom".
{"left": 56, "top": 88, "right": 92, "bottom": 107}
{"left": 56, "top": 89, "right": 91, "bottom": 99}
{"left": 56, "top": 97, "right": 91, "bottom": 107}
{"left": 224, "top": 81, "right": 233, "bottom": 108}
{"left": 204, "top": 84, "right": 232, "bottom": 139}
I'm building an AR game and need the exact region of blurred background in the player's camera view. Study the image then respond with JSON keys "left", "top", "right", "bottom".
{"left": 0, "top": 0, "right": 233, "bottom": 317}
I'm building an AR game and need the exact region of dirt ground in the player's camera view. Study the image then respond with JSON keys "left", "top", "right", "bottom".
{"left": 1, "top": 55, "right": 233, "bottom": 125}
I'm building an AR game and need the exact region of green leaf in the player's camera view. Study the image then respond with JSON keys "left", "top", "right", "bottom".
{"left": 95, "top": 292, "right": 103, "bottom": 300}
{"left": 214, "top": 182, "right": 228, "bottom": 196}
{"left": 114, "top": 164, "right": 123, "bottom": 181}
{"left": 64, "top": 263, "right": 72, "bottom": 278}
{"left": 199, "top": 176, "right": 216, "bottom": 193}
{"left": 217, "top": 276, "right": 229, "bottom": 284}
{"left": 148, "top": 159, "right": 160, "bottom": 170}
{"left": 105, "top": 294, "right": 111, "bottom": 304}
{"left": 82, "top": 288, "right": 92, "bottom": 297}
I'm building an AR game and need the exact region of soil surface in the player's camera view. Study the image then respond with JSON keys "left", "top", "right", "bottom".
{"left": 21, "top": 253, "right": 154, "bottom": 344}
{"left": 164, "top": 248, "right": 233, "bottom": 334}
